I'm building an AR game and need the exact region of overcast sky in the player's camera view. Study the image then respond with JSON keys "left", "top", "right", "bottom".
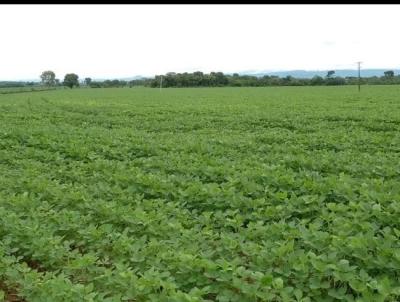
{"left": 1, "top": 5, "right": 399, "bottom": 81}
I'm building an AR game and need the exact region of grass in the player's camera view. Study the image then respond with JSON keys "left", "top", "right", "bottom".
{"left": 0, "top": 86, "right": 399, "bottom": 301}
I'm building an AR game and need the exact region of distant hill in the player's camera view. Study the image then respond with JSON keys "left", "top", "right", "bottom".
{"left": 240, "top": 69, "right": 400, "bottom": 78}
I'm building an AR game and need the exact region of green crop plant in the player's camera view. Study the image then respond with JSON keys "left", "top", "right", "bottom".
{"left": 0, "top": 86, "right": 399, "bottom": 301}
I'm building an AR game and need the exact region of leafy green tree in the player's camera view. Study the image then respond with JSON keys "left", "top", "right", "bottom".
{"left": 326, "top": 70, "right": 335, "bottom": 78}
{"left": 326, "top": 76, "right": 346, "bottom": 86}
{"left": 63, "top": 73, "right": 79, "bottom": 89}
{"left": 84, "top": 78, "right": 92, "bottom": 86}
{"left": 40, "top": 70, "right": 56, "bottom": 86}
{"left": 311, "top": 76, "right": 324, "bottom": 86}
{"left": 215, "top": 72, "right": 228, "bottom": 86}
{"left": 384, "top": 70, "right": 394, "bottom": 78}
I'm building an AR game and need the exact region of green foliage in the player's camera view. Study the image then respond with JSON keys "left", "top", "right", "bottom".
{"left": 63, "top": 73, "right": 80, "bottom": 89}
{"left": 89, "top": 79, "right": 128, "bottom": 88}
{"left": 84, "top": 78, "right": 92, "bottom": 86}
{"left": 0, "top": 86, "right": 400, "bottom": 301}
{"left": 40, "top": 70, "right": 56, "bottom": 86}
{"left": 0, "top": 86, "right": 58, "bottom": 94}
{"left": 144, "top": 71, "right": 400, "bottom": 88}
{"left": 326, "top": 70, "right": 335, "bottom": 78}
{"left": 79, "top": 72, "right": 400, "bottom": 89}
{"left": 384, "top": 71, "right": 394, "bottom": 78}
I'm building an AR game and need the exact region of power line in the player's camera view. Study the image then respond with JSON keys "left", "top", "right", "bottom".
{"left": 357, "top": 61, "right": 362, "bottom": 92}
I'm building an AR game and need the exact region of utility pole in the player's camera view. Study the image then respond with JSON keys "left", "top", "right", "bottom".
{"left": 357, "top": 61, "right": 362, "bottom": 92}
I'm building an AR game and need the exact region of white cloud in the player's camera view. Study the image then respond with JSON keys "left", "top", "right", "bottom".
{"left": 0, "top": 4, "right": 399, "bottom": 80}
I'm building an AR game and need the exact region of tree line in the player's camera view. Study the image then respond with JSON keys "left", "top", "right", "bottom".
{"left": 144, "top": 70, "right": 400, "bottom": 88}
{"left": 3, "top": 70, "right": 399, "bottom": 90}
{"left": 39, "top": 71, "right": 81, "bottom": 88}
{"left": 38, "top": 71, "right": 130, "bottom": 88}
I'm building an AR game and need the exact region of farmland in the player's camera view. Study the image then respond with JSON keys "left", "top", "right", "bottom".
{"left": 0, "top": 86, "right": 58, "bottom": 95}
{"left": 0, "top": 86, "right": 400, "bottom": 301}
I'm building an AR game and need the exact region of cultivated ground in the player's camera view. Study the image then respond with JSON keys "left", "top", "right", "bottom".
{"left": 0, "top": 86, "right": 399, "bottom": 301}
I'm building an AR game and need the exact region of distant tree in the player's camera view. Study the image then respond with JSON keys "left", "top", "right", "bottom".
{"left": 55, "top": 79, "right": 60, "bottom": 86}
{"left": 326, "top": 70, "right": 335, "bottom": 78}
{"left": 40, "top": 70, "right": 56, "bottom": 86}
{"left": 84, "top": 77, "right": 92, "bottom": 86}
{"left": 63, "top": 73, "right": 79, "bottom": 88}
{"left": 215, "top": 72, "right": 228, "bottom": 86}
{"left": 311, "top": 75, "right": 324, "bottom": 86}
{"left": 89, "top": 81, "right": 102, "bottom": 88}
{"left": 140, "top": 70, "right": 400, "bottom": 88}
{"left": 384, "top": 70, "right": 394, "bottom": 78}
{"left": 111, "top": 79, "right": 120, "bottom": 87}
{"left": 326, "top": 76, "right": 346, "bottom": 86}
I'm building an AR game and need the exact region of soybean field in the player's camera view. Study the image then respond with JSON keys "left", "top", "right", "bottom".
{"left": 0, "top": 86, "right": 400, "bottom": 301}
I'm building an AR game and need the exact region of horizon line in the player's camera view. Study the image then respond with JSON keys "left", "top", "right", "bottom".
{"left": 1, "top": 67, "right": 400, "bottom": 82}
